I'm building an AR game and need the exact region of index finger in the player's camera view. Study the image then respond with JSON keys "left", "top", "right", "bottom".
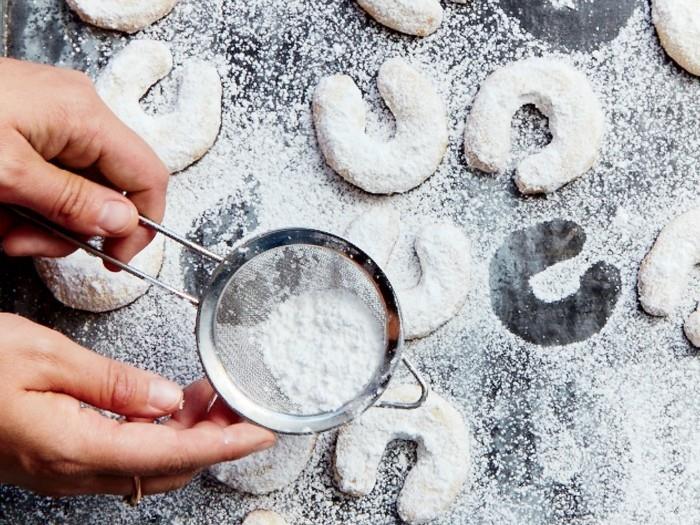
{"left": 81, "top": 409, "right": 275, "bottom": 477}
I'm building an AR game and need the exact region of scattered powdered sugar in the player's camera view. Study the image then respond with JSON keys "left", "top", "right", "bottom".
{"left": 4, "top": 1, "right": 700, "bottom": 524}
{"left": 257, "top": 288, "right": 385, "bottom": 414}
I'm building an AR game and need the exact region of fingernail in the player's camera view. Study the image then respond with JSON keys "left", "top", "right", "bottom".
{"left": 99, "top": 201, "right": 134, "bottom": 234}
{"left": 148, "top": 379, "right": 183, "bottom": 413}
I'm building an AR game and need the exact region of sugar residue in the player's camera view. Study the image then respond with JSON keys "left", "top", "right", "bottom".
{"left": 258, "top": 288, "right": 385, "bottom": 414}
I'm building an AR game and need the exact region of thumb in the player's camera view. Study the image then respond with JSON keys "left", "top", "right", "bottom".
{"left": 28, "top": 324, "right": 184, "bottom": 418}
{"left": 0, "top": 129, "right": 138, "bottom": 237}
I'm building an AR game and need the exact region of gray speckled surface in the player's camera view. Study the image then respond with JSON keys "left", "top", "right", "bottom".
{"left": 1, "top": 0, "right": 700, "bottom": 524}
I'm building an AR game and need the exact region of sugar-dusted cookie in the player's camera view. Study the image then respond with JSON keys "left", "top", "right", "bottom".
{"left": 313, "top": 58, "right": 448, "bottom": 194}
{"left": 464, "top": 57, "right": 605, "bottom": 194}
{"left": 638, "top": 207, "right": 700, "bottom": 347}
{"left": 96, "top": 39, "right": 222, "bottom": 173}
{"left": 242, "top": 510, "right": 288, "bottom": 525}
{"left": 653, "top": 0, "right": 700, "bottom": 76}
{"left": 344, "top": 207, "right": 401, "bottom": 269}
{"left": 345, "top": 210, "right": 470, "bottom": 339}
{"left": 66, "top": 0, "right": 178, "bottom": 33}
{"left": 34, "top": 237, "right": 164, "bottom": 313}
{"left": 334, "top": 385, "right": 470, "bottom": 524}
{"left": 398, "top": 223, "right": 471, "bottom": 339}
{"left": 210, "top": 434, "right": 316, "bottom": 495}
{"left": 356, "top": 0, "right": 468, "bottom": 37}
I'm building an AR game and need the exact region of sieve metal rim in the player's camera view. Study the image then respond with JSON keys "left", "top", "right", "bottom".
{"left": 195, "top": 228, "right": 405, "bottom": 435}
{"left": 7, "top": 206, "right": 427, "bottom": 434}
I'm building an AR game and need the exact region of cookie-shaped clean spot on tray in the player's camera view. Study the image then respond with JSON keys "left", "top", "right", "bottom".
{"left": 34, "top": 237, "right": 164, "bottom": 313}
{"left": 65, "top": 0, "right": 179, "bottom": 33}
{"left": 334, "top": 385, "right": 470, "bottom": 524}
{"left": 464, "top": 57, "right": 604, "bottom": 195}
{"left": 652, "top": 0, "right": 700, "bottom": 76}
{"left": 210, "top": 434, "right": 316, "bottom": 495}
{"left": 96, "top": 39, "right": 222, "bottom": 173}
{"left": 638, "top": 207, "right": 700, "bottom": 347}
{"left": 313, "top": 58, "right": 448, "bottom": 194}
{"left": 498, "top": 0, "right": 636, "bottom": 52}
{"left": 242, "top": 510, "right": 288, "bottom": 525}
{"left": 490, "top": 219, "right": 621, "bottom": 346}
{"left": 345, "top": 210, "right": 470, "bottom": 339}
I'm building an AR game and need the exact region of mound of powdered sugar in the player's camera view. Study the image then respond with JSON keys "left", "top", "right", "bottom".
{"left": 256, "top": 288, "right": 385, "bottom": 414}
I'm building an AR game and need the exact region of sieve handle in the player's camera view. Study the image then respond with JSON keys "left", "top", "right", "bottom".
{"left": 7, "top": 205, "right": 223, "bottom": 306}
{"left": 375, "top": 357, "right": 430, "bottom": 410}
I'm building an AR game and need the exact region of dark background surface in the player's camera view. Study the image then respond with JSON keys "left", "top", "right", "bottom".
{"left": 1, "top": 1, "right": 699, "bottom": 524}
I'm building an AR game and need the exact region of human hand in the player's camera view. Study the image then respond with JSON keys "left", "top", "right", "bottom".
{"left": 0, "top": 58, "right": 169, "bottom": 265}
{"left": 0, "top": 314, "right": 275, "bottom": 497}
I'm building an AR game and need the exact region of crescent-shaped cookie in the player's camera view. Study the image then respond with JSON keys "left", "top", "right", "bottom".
{"left": 464, "top": 57, "right": 605, "bottom": 194}
{"left": 313, "top": 58, "right": 448, "bottom": 194}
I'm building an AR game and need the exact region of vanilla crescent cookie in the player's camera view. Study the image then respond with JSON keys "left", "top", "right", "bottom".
{"left": 242, "top": 510, "right": 288, "bottom": 525}
{"left": 209, "top": 434, "right": 316, "bottom": 495}
{"left": 356, "top": 0, "right": 468, "bottom": 37}
{"left": 652, "top": 0, "right": 700, "bottom": 76}
{"left": 464, "top": 57, "right": 605, "bottom": 195}
{"left": 345, "top": 211, "right": 470, "bottom": 339}
{"left": 344, "top": 207, "right": 401, "bottom": 268}
{"left": 65, "top": 0, "right": 178, "bottom": 33}
{"left": 398, "top": 223, "right": 471, "bottom": 339}
{"left": 34, "top": 237, "right": 164, "bottom": 313}
{"left": 96, "top": 39, "right": 222, "bottom": 173}
{"left": 638, "top": 207, "right": 700, "bottom": 347}
{"left": 313, "top": 58, "right": 448, "bottom": 194}
{"left": 334, "top": 385, "right": 470, "bottom": 524}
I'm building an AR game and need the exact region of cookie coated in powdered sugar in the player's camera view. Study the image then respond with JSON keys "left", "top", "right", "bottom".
{"left": 638, "top": 207, "right": 700, "bottom": 347}
{"left": 653, "top": 0, "right": 700, "bottom": 76}
{"left": 334, "top": 385, "right": 470, "bottom": 524}
{"left": 344, "top": 207, "right": 400, "bottom": 269}
{"left": 34, "top": 237, "right": 164, "bottom": 313}
{"left": 313, "top": 58, "right": 448, "bottom": 194}
{"left": 345, "top": 209, "right": 470, "bottom": 339}
{"left": 356, "top": 0, "right": 468, "bottom": 37}
{"left": 464, "top": 57, "right": 605, "bottom": 195}
{"left": 209, "top": 434, "right": 317, "bottom": 495}
{"left": 96, "top": 39, "right": 222, "bottom": 174}
{"left": 65, "top": 0, "right": 178, "bottom": 34}
{"left": 241, "top": 510, "right": 288, "bottom": 525}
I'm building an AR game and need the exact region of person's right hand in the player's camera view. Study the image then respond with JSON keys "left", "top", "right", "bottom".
{"left": 0, "top": 57, "right": 170, "bottom": 265}
{"left": 0, "top": 314, "right": 276, "bottom": 498}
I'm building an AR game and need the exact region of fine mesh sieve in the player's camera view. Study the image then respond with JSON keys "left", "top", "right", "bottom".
{"left": 10, "top": 207, "right": 430, "bottom": 434}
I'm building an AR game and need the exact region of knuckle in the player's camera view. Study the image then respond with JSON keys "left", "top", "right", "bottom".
{"left": 0, "top": 155, "right": 27, "bottom": 194}
{"left": 51, "top": 174, "right": 89, "bottom": 224}
{"left": 105, "top": 361, "right": 139, "bottom": 411}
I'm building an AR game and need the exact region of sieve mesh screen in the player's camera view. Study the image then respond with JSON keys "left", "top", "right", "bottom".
{"left": 212, "top": 244, "right": 389, "bottom": 414}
